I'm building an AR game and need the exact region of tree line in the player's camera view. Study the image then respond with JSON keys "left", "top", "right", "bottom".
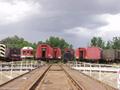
{"left": 90, "top": 37, "right": 120, "bottom": 49}
{"left": 0, "top": 35, "right": 72, "bottom": 51}
{"left": 0, "top": 35, "right": 119, "bottom": 50}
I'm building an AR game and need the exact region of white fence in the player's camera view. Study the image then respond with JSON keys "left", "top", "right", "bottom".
{"left": 73, "top": 62, "right": 118, "bottom": 72}
{"left": 0, "top": 60, "right": 44, "bottom": 71}
{"left": 0, "top": 60, "right": 44, "bottom": 80}
{"left": 67, "top": 61, "right": 120, "bottom": 89}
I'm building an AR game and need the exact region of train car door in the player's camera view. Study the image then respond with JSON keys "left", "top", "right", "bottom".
{"left": 42, "top": 48, "right": 46, "bottom": 58}
{"left": 79, "top": 50, "right": 84, "bottom": 59}
{"left": 54, "top": 49, "right": 57, "bottom": 58}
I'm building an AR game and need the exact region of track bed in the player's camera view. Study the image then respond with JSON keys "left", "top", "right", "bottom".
{"left": 35, "top": 65, "right": 78, "bottom": 90}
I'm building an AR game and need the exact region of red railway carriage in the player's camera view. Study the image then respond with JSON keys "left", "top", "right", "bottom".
{"left": 75, "top": 47, "right": 101, "bottom": 62}
{"left": 85, "top": 47, "right": 101, "bottom": 61}
{"left": 21, "top": 47, "right": 34, "bottom": 59}
{"left": 53, "top": 47, "right": 62, "bottom": 60}
{"left": 75, "top": 48, "right": 86, "bottom": 60}
{"left": 35, "top": 44, "right": 53, "bottom": 60}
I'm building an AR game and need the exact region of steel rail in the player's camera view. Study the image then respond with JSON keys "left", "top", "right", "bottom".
{"left": 28, "top": 64, "right": 85, "bottom": 90}
{"left": 60, "top": 65, "right": 85, "bottom": 90}
{"left": 28, "top": 65, "right": 52, "bottom": 90}
{"left": 0, "top": 66, "right": 41, "bottom": 87}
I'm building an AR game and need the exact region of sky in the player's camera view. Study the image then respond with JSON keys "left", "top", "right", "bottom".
{"left": 0, "top": 0, "right": 120, "bottom": 48}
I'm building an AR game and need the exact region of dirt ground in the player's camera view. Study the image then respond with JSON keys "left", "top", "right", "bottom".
{"left": 0, "top": 71, "right": 28, "bottom": 85}
{"left": 36, "top": 65, "right": 77, "bottom": 90}
{"left": 82, "top": 71, "right": 118, "bottom": 89}
{"left": 0, "top": 65, "right": 117, "bottom": 90}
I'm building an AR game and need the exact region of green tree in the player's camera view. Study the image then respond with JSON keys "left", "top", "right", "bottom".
{"left": 105, "top": 41, "right": 112, "bottom": 49}
{"left": 37, "top": 41, "right": 44, "bottom": 45}
{"left": 46, "top": 36, "right": 72, "bottom": 51}
{"left": 0, "top": 35, "right": 36, "bottom": 49}
{"left": 112, "top": 37, "right": 120, "bottom": 49}
{"left": 91, "top": 37, "right": 98, "bottom": 46}
{"left": 90, "top": 37, "right": 105, "bottom": 48}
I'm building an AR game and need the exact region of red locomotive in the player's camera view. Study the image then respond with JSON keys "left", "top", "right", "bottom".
{"left": 35, "top": 44, "right": 53, "bottom": 61}
{"left": 21, "top": 47, "right": 34, "bottom": 59}
{"left": 53, "top": 47, "right": 62, "bottom": 60}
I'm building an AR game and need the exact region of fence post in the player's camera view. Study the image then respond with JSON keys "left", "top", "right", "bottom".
{"left": 117, "top": 69, "right": 120, "bottom": 89}
{"left": 0, "top": 64, "right": 2, "bottom": 81}
{"left": 84, "top": 63, "right": 85, "bottom": 73}
{"left": 76, "top": 61, "right": 77, "bottom": 67}
{"left": 25, "top": 60, "right": 27, "bottom": 71}
{"left": 10, "top": 61, "right": 13, "bottom": 79}
{"left": 90, "top": 64, "right": 91, "bottom": 76}
{"left": 30, "top": 60, "right": 32, "bottom": 71}
{"left": 99, "top": 64, "right": 101, "bottom": 80}
{"left": 20, "top": 61, "right": 22, "bottom": 74}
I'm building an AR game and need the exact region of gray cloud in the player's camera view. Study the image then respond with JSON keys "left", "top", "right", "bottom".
{"left": 39, "top": 0, "right": 120, "bottom": 14}
{"left": 0, "top": 0, "right": 120, "bottom": 48}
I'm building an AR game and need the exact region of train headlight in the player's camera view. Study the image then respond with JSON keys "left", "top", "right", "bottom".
{"left": 58, "top": 56, "right": 61, "bottom": 59}
{"left": 76, "top": 57, "right": 79, "bottom": 59}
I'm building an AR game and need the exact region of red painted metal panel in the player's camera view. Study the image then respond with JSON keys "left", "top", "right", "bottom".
{"left": 21, "top": 47, "right": 34, "bottom": 59}
{"left": 75, "top": 48, "right": 86, "bottom": 59}
{"left": 85, "top": 47, "right": 101, "bottom": 60}
{"left": 53, "top": 47, "right": 62, "bottom": 59}
{"left": 35, "top": 44, "right": 53, "bottom": 60}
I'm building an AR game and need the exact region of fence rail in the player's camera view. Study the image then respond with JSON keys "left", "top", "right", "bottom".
{"left": 0, "top": 60, "right": 44, "bottom": 71}
{"left": 67, "top": 61, "right": 119, "bottom": 73}
{"left": 67, "top": 61, "right": 120, "bottom": 89}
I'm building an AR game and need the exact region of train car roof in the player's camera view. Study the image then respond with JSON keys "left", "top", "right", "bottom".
{"left": 22, "top": 47, "right": 33, "bottom": 50}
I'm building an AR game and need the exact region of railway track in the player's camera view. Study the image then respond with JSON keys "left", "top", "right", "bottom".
{"left": 29, "top": 64, "right": 84, "bottom": 90}
{"left": 0, "top": 64, "right": 117, "bottom": 90}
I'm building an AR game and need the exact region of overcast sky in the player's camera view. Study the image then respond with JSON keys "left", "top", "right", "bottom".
{"left": 0, "top": 0, "right": 120, "bottom": 48}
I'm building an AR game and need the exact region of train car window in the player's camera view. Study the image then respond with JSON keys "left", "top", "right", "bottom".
{"left": 42, "top": 48, "right": 46, "bottom": 51}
